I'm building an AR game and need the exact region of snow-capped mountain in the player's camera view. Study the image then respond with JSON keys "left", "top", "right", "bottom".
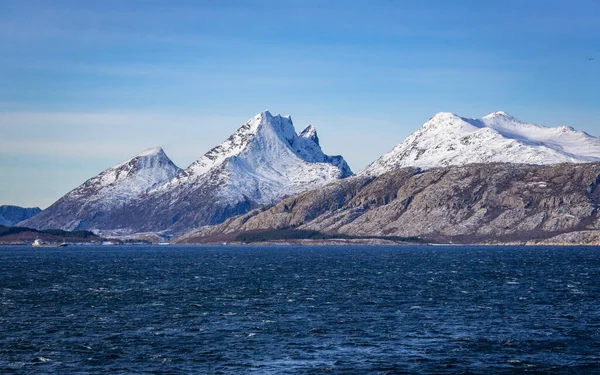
{"left": 20, "top": 147, "right": 181, "bottom": 231}
{"left": 122, "top": 110, "right": 352, "bottom": 235}
{"left": 22, "top": 111, "right": 352, "bottom": 236}
{"left": 157, "top": 111, "right": 351, "bottom": 205}
{"left": 361, "top": 111, "right": 600, "bottom": 176}
{"left": 67, "top": 147, "right": 182, "bottom": 205}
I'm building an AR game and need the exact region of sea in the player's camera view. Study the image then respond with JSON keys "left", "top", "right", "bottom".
{"left": 1, "top": 245, "right": 599, "bottom": 374}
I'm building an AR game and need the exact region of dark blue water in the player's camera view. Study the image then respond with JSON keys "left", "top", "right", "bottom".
{"left": 1, "top": 245, "right": 599, "bottom": 374}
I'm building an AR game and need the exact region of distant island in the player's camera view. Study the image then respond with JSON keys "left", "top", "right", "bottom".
{"left": 0, "top": 225, "right": 103, "bottom": 245}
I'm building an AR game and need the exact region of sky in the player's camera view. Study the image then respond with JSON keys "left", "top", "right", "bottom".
{"left": 1, "top": 0, "right": 599, "bottom": 208}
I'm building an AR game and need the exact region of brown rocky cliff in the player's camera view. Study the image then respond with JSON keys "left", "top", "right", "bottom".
{"left": 176, "top": 163, "right": 600, "bottom": 244}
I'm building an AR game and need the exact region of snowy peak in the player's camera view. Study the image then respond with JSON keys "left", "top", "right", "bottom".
{"left": 185, "top": 110, "right": 294, "bottom": 177}
{"left": 20, "top": 146, "right": 182, "bottom": 231}
{"left": 24, "top": 111, "right": 353, "bottom": 234}
{"left": 299, "top": 124, "right": 320, "bottom": 146}
{"left": 104, "top": 147, "right": 178, "bottom": 185}
{"left": 482, "top": 110, "right": 515, "bottom": 120}
{"left": 258, "top": 110, "right": 296, "bottom": 143}
{"left": 423, "top": 112, "right": 476, "bottom": 132}
{"left": 183, "top": 111, "right": 350, "bottom": 181}
{"left": 159, "top": 110, "right": 352, "bottom": 207}
{"left": 360, "top": 111, "right": 600, "bottom": 176}
{"left": 70, "top": 147, "right": 181, "bottom": 203}
{"left": 429, "top": 112, "right": 461, "bottom": 121}
{"left": 428, "top": 110, "right": 515, "bottom": 126}
{"left": 135, "top": 146, "right": 166, "bottom": 157}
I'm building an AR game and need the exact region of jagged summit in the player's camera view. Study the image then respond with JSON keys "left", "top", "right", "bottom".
{"left": 182, "top": 110, "right": 297, "bottom": 178}
{"left": 154, "top": 110, "right": 352, "bottom": 198}
{"left": 167, "top": 111, "right": 352, "bottom": 191}
{"left": 132, "top": 110, "right": 353, "bottom": 234}
{"left": 299, "top": 124, "right": 319, "bottom": 145}
{"left": 360, "top": 111, "right": 600, "bottom": 176}
{"left": 24, "top": 111, "right": 352, "bottom": 235}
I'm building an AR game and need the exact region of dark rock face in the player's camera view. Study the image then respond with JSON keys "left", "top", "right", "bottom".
{"left": 0, "top": 205, "right": 41, "bottom": 226}
{"left": 178, "top": 163, "right": 600, "bottom": 244}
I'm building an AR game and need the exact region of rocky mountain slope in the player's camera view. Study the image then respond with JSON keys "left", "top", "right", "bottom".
{"left": 22, "top": 111, "right": 352, "bottom": 236}
{"left": 104, "top": 111, "right": 352, "bottom": 236}
{"left": 20, "top": 147, "right": 182, "bottom": 231}
{"left": 177, "top": 162, "right": 600, "bottom": 245}
{"left": 0, "top": 205, "right": 41, "bottom": 226}
{"left": 361, "top": 111, "right": 600, "bottom": 176}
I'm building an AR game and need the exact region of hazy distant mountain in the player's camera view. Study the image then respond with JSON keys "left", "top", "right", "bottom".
{"left": 0, "top": 205, "right": 41, "bottom": 226}
{"left": 360, "top": 111, "right": 600, "bottom": 176}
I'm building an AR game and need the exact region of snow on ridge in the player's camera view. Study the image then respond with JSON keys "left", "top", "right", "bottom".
{"left": 170, "top": 110, "right": 349, "bottom": 183}
{"left": 69, "top": 146, "right": 181, "bottom": 204}
{"left": 23, "top": 110, "right": 351, "bottom": 234}
{"left": 148, "top": 110, "right": 352, "bottom": 206}
{"left": 360, "top": 111, "right": 600, "bottom": 176}
{"left": 182, "top": 110, "right": 291, "bottom": 178}
{"left": 136, "top": 146, "right": 165, "bottom": 157}
{"left": 299, "top": 124, "right": 319, "bottom": 145}
{"left": 482, "top": 110, "right": 514, "bottom": 119}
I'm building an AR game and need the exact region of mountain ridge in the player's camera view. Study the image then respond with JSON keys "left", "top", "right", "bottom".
{"left": 18, "top": 109, "right": 600, "bottom": 240}
{"left": 360, "top": 111, "right": 600, "bottom": 176}
{"left": 21, "top": 111, "right": 352, "bottom": 236}
{"left": 19, "top": 147, "right": 182, "bottom": 231}
{"left": 177, "top": 162, "right": 600, "bottom": 245}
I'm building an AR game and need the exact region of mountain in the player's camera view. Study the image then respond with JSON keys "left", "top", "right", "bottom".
{"left": 22, "top": 111, "right": 352, "bottom": 236}
{"left": 361, "top": 111, "right": 600, "bottom": 176}
{"left": 20, "top": 147, "right": 181, "bottom": 231}
{"left": 176, "top": 163, "right": 600, "bottom": 245}
{"left": 0, "top": 205, "right": 41, "bottom": 226}
{"left": 155, "top": 111, "right": 351, "bottom": 206}
{"left": 103, "top": 110, "right": 352, "bottom": 236}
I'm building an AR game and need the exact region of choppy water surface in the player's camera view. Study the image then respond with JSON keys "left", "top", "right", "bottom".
{"left": 1, "top": 245, "right": 600, "bottom": 374}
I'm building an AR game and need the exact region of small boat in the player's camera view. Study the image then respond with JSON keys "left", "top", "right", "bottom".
{"left": 32, "top": 239, "right": 61, "bottom": 247}
{"left": 32, "top": 239, "right": 46, "bottom": 247}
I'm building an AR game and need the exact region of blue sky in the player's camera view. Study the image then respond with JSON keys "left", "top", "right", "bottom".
{"left": 1, "top": 0, "right": 599, "bottom": 208}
